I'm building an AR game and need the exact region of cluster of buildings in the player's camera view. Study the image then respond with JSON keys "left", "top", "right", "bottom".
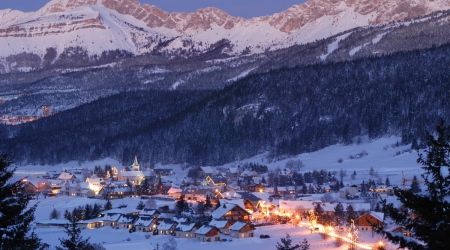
{"left": 36, "top": 201, "right": 255, "bottom": 242}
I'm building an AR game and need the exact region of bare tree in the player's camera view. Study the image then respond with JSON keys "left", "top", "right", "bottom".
{"left": 145, "top": 199, "right": 157, "bottom": 209}
{"left": 285, "top": 159, "right": 305, "bottom": 171}
{"left": 162, "top": 238, "right": 177, "bottom": 250}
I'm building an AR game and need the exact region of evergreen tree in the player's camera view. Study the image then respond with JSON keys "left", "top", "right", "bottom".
{"left": 334, "top": 202, "right": 345, "bottom": 225}
{"left": 346, "top": 205, "right": 357, "bottom": 223}
{"left": 276, "top": 233, "right": 300, "bottom": 250}
{"left": 136, "top": 200, "right": 145, "bottom": 210}
{"left": 410, "top": 175, "right": 422, "bottom": 193}
{"left": 64, "top": 209, "right": 71, "bottom": 220}
{"left": 378, "top": 120, "right": 450, "bottom": 249}
{"left": 92, "top": 203, "right": 102, "bottom": 218}
{"left": 56, "top": 211, "right": 93, "bottom": 250}
{"left": 196, "top": 201, "right": 205, "bottom": 215}
{"left": 0, "top": 154, "right": 46, "bottom": 249}
{"left": 50, "top": 208, "right": 61, "bottom": 219}
{"left": 204, "top": 196, "right": 213, "bottom": 210}
{"left": 301, "top": 184, "right": 307, "bottom": 194}
{"left": 84, "top": 204, "right": 93, "bottom": 220}
{"left": 360, "top": 180, "right": 368, "bottom": 197}
{"left": 176, "top": 195, "right": 186, "bottom": 215}
{"left": 104, "top": 200, "right": 113, "bottom": 211}
{"left": 299, "top": 238, "right": 310, "bottom": 250}
{"left": 385, "top": 177, "right": 391, "bottom": 186}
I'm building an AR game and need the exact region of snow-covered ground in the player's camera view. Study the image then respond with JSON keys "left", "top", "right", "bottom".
{"left": 18, "top": 136, "right": 422, "bottom": 249}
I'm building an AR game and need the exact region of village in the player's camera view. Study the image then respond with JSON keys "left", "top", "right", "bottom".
{"left": 20, "top": 152, "right": 416, "bottom": 249}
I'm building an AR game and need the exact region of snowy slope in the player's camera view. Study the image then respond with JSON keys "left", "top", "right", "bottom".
{"left": 1, "top": 0, "right": 450, "bottom": 73}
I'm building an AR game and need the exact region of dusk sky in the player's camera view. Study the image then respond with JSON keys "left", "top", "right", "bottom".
{"left": 0, "top": 0, "right": 308, "bottom": 18}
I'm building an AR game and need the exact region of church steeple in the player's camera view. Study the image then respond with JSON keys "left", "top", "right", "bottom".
{"left": 132, "top": 155, "right": 140, "bottom": 171}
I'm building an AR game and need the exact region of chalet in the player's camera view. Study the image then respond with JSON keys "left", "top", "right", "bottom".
{"left": 200, "top": 167, "right": 217, "bottom": 177}
{"left": 209, "top": 219, "right": 233, "bottom": 235}
{"left": 236, "top": 192, "right": 262, "bottom": 212}
{"left": 241, "top": 170, "right": 258, "bottom": 178}
{"left": 85, "top": 176, "right": 105, "bottom": 194}
{"left": 229, "top": 221, "right": 255, "bottom": 238}
{"left": 64, "top": 181, "right": 94, "bottom": 197}
{"left": 24, "top": 179, "right": 51, "bottom": 195}
{"left": 48, "top": 180, "right": 65, "bottom": 196}
{"left": 102, "top": 213, "right": 122, "bottom": 227}
{"left": 58, "top": 172, "right": 76, "bottom": 181}
{"left": 195, "top": 225, "right": 221, "bottom": 242}
{"left": 175, "top": 222, "right": 198, "bottom": 238}
{"left": 98, "top": 187, "right": 132, "bottom": 199}
{"left": 117, "top": 215, "right": 139, "bottom": 229}
{"left": 157, "top": 220, "right": 178, "bottom": 235}
{"left": 140, "top": 209, "right": 160, "bottom": 218}
{"left": 167, "top": 187, "right": 182, "bottom": 198}
{"left": 228, "top": 167, "right": 240, "bottom": 177}
{"left": 211, "top": 203, "right": 251, "bottom": 222}
{"left": 356, "top": 211, "right": 384, "bottom": 234}
{"left": 370, "top": 185, "right": 394, "bottom": 196}
{"left": 134, "top": 216, "right": 157, "bottom": 232}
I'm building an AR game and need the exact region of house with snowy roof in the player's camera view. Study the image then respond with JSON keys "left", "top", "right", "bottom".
{"left": 195, "top": 225, "right": 221, "bottom": 242}
{"left": 200, "top": 166, "right": 217, "bottom": 177}
{"left": 229, "top": 221, "right": 255, "bottom": 238}
{"left": 208, "top": 219, "right": 233, "bottom": 235}
{"left": 58, "top": 172, "right": 76, "bottom": 181}
{"left": 175, "top": 222, "right": 199, "bottom": 238}
{"left": 340, "top": 185, "right": 359, "bottom": 199}
{"left": 211, "top": 203, "right": 251, "bottom": 222}
{"left": 117, "top": 215, "right": 139, "bottom": 229}
{"left": 355, "top": 211, "right": 384, "bottom": 234}
{"left": 173, "top": 216, "right": 189, "bottom": 223}
{"left": 157, "top": 220, "right": 178, "bottom": 235}
{"left": 134, "top": 216, "right": 157, "bottom": 232}
{"left": 102, "top": 213, "right": 122, "bottom": 227}
{"left": 140, "top": 209, "right": 160, "bottom": 218}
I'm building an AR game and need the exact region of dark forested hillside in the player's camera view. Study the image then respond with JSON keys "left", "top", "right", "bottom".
{"left": 3, "top": 43, "right": 450, "bottom": 166}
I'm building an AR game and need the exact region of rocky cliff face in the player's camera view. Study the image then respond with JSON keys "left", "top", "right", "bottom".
{"left": 31, "top": 0, "right": 450, "bottom": 33}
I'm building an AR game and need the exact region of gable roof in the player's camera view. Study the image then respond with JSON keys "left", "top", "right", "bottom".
{"left": 134, "top": 216, "right": 155, "bottom": 227}
{"left": 200, "top": 167, "right": 214, "bottom": 174}
{"left": 103, "top": 213, "right": 122, "bottom": 222}
{"left": 196, "top": 225, "right": 218, "bottom": 235}
{"left": 208, "top": 219, "right": 230, "bottom": 229}
{"left": 157, "top": 220, "right": 178, "bottom": 230}
{"left": 58, "top": 172, "right": 75, "bottom": 180}
{"left": 229, "top": 221, "right": 250, "bottom": 231}
{"left": 211, "top": 203, "right": 249, "bottom": 219}
{"left": 117, "top": 215, "right": 139, "bottom": 224}
{"left": 140, "top": 209, "right": 160, "bottom": 216}
{"left": 175, "top": 222, "right": 197, "bottom": 232}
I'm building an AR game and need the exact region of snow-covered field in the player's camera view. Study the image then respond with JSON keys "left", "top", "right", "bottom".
{"left": 18, "top": 136, "right": 422, "bottom": 249}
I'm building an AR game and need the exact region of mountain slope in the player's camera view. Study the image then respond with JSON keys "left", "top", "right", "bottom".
{"left": 4, "top": 43, "right": 450, "bottom": 165}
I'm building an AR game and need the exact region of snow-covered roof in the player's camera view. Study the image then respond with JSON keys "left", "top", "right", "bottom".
{"left": 157, "top": 220, "right": 177, "bottom": 230}
{"left": 195, "top": 225, "right": 217, "bottom": 235}
{"left": 134, "top": 216, "right": 155, "bottom": 227}
{"left": 117, "top": 215, "right": 138, "bottom": 224}
{"left": 201, "top": 166, "right": 214, "bottom": 174}
{"left": 103, "top": 213, "right": 122, "bottom": 221}
{"left": 140, "top": 209, "right": 159, "bottom": 216}
{"left": 175, "top": 222, "right": 197, "bottom": 232}
{"left": 228, "top": 167, "right": 239, "bottom": 174}
{"left": 209, "top": 219, "right": 229, "bottom": 229}
{"left": 229, "top": 221, "right": 248, "bottom": 231}
{"left": 168, "top": 187, "right": 182, "bottom": 194}
{"left": 173, "top": 216, "right": 189, "bottom": 223}
{"left": 369, "top": 211, "right": 385, "bottom": 222}
{"left": 58, "top": 172, "right": 75, "bottom": 180}
{"left": 211, "top": 203, "right": 248, "bottom": 219}
{"left": 219, "top": 199, "right": 245, "bottom": 209}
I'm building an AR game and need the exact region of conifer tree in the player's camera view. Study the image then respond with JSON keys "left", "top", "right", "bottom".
{"left": 0, "top": 154, "right": 46, "bottom": 249}
{"left": 56, "top": 211, "right": 93, "bottom": 250}
{"left": 334, "top": 202, "right": 345, "bottom": 225}
{"left": 378, "top": 120, "right": 450, "bottom": 249}
{"left": 410, "top": 175, "right": 422, "bottom": 193}
{"left": 104, "top": 200, "right": 113, "bottom": 211}
{"left": 204, "top": 196, "right": 213, "bottom": 210}
{"left": 276, "top": 233, "right": 300, "bottom": 250}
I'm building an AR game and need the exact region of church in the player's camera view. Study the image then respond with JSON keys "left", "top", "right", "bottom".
{"left": 117, "top": 156, "right": 145, "bottom": 185}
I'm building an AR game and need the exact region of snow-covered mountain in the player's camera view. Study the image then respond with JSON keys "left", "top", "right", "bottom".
{"left": 1, "top": 0, "right": 450, "bottom": 73}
